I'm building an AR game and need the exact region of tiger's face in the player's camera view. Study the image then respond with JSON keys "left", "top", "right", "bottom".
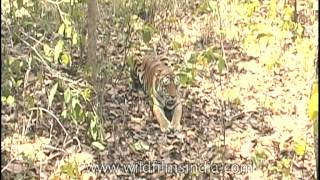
{"left": 156, "top": 75, "right": 180, "bottom": 109}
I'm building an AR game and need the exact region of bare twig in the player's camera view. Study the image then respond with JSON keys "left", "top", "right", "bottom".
{"left": 47, "top": 152, "right": 64, "bottom": 161}
{"left": 22, "top": 54, "right": 33, "bottom": 125}
{"left": 216, "top": 1, "right": 227, "bottom": 69}
{"left": 15, "top": 32, "right": 55, "bottom": 74}
{"left": 1, "top": 158, "right": 17, "bottom": 173}
{"left": 45, "top": 0, "right": 64, "bottom": 5}
{"left": 216, "top": 1, "right": 227, "bottom": 179}
{"left": 29, "top": 107, "right": 69, "bottom": 139}
{"left": 22, "top": 110, "right": 33, "bottom": 136}
{"left": 55, "top": 3, "right": 66, "bottom": 23}
{"left": 19, "top": 30, "right": 46, "bottom": 48}
{"left": 42, "top": 144, "right": 66, "bottom": 153}
{"left": 63, "top": 136, "right": 82, "bottom": 152}
{"left": 73, "top": 136, "right": 82, "bottom": 152}
{"left": 45, "top": 0, "right": 67, "bottom": 23}
{"left": 49, "top": 119, "right": 54, "bottom": 141}
{"left": 17, "top": 32, "right": 92, "bottom": 90}
{"left": 48, "top": 72, "right": 91, "bottom": 89}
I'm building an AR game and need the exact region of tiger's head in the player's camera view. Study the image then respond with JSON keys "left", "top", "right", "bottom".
{"left": 155, "top": 74, "right": 180, "bottom": 110}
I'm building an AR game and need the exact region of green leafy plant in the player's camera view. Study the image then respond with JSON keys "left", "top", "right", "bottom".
{"left": 178, "top": 48, "right": 225, "bottom": 85}
{"left": 54, "top": 18, "right": 78, "bottom": 66}
{"left": 62, "top": 88, "right": 89, "bottom": 124}
{"left": 178, "top": 53, "right": 198, "bottom": 85}
{"left": 131, "top": 140, "right": 150, "bottom": 151}
{"left": 1, "top": 56, "right": 27, "bottom": 106}
{"left": 252, "top": 150, "right": 268, "bottom": 168}
{"left": 141, "top": 25, "right": 154, "bottom": 44}
{"left": 60, "top": 161, "right": 81, "bottom": 179}
{"left": 293, "top": 138, "right": 307, "bottom": 156}
{"left": 270, "top": 158, "right": 292, "bottom": 178}
{"left": 61, "top": 86, "right": 103, "bottom": 142}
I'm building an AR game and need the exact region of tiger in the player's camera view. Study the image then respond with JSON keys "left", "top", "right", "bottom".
{"left": 131, "top": 54, "right": 182, "bottom": 132}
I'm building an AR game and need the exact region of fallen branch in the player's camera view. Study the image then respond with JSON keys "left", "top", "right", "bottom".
{"left": 16, "top": 32, "right": 55, "bottom": 74}
{"left": 29, "top": 107, "right": 69, "bottom": 140}
{"left": 1, "top": 158, "right": 17, "bottom": 173}
{"left": 17, "top": 32, "right": 92, "bottom": 90}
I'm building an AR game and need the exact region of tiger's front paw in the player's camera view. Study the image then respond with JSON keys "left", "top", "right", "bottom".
{"left": 171, "top": 122, "right": 181, "bottom": 131}
{"left": 160, "top": 121, "right": 171, "bottom": 132}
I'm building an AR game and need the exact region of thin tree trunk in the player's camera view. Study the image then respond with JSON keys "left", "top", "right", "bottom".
{"left": 87, "top": 0, "right": 97, "bottom": 81}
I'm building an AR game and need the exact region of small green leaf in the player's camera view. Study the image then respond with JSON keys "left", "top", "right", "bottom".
{"left": 90, "top": 127, "right": 97, "bottom": 140}
{"left": 208, "top": 0, "right": 217, "bottom": 13}
{"left": 187, "top": 71, "right": 194, "bottom": 82}
{"left": 43, "top": 44, "right": 52, "bottom": 57}
{"left": 132, "top": 141, "right": 149, "bottom": 151}
{"left": 171, "top": 41, "right": 182, "bottom": 50}
{"left": 92, "top": 141, "right": 105, "bottom": 150}
{"left": 72, "top": 104, "right": 82, "bottom": 121}
{"left": 142, "top": 28, "right": 152, "bottom": 44}
{"left": 6, "top": 95, "right": 15, "bottom": 105}
{"left": 81, "top": 88, "right": 92, "bottom": 101}
{"left": 48, "top": 83, "right": 58, "bottom": 108}
{"left": 308, "top": 83, "right": 318, "bottom": 121}
{"left": 90, "top": 118, "right": 97, "bottom": 129}
{"left": 54, "top": 40, "right": 64, "bottom": 62}
{"left": 1, "top": 96, "right": 7, "bottom": 104}
{"left": 188, "top": 53, "right": 198, "bottom": 64}
{"left": 280, "top": 158, "right": 291, "bottom": 169}
{"left": 89, "top": 113, "right": 97, "bottom": 140}
{"left": 72, "top": 98, "right": 79, "bottom": 109}
{"left": 65, "top": 26, "right": 72, "bottom": 39}
{"left": 294, "top": 138, "right": 307, "bottom": 156}
{"left": 16, "top": 80, "right": 23, "bottom": 87}
{"left": 252, "top": 153, "right": 262, "bottom": 167}
{"left": 218, "top": 57, "right": 226, "bottom": 74}
{"left": 203, "top": 49, "right": 214, "bottom": 63}
{"left": 58, "top": 24, "right": 65, "bottom": 36}
{"left": 256, "top": 33, "right": 273, "bottom": 39}
{"left": 61, "top": 110, "right": 67, "bottom": 118}
{"left": 186, "top": 62, "right": 193, "bottom": 70}
{"left": 72, "top": 32, "right": 78, "bottom": 45}
{"left": 283, "top": 6, "right": 294, "bottom": 21}
{"left": 61, "top": 53, "right": 71, "bottom": 66}
{"left": 64, "top": 88, "right": 71, "bottom": 103}
{"left": 64, "top": 18, "right": 72, "bottom": 26}
{"left": 61, "top": 162, "right": 77, "bottom": 177}
{"left": 127, "top": 55, "right": 134, "bottom": 69}
{"left": 178, "top": 73, "right": 189, "bottom": 85}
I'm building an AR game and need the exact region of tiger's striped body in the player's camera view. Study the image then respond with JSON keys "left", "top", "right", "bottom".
{"left": 131, "top": 55, "right": 182, "bottom": 132}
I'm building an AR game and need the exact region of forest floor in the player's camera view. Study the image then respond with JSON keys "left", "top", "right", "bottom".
{"left": 1, "top": 0, "right": 318, "bottom": 179}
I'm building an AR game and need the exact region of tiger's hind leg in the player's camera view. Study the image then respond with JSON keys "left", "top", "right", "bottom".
{"left": 171, "top": 103, "right": 182, "bottom": 131}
